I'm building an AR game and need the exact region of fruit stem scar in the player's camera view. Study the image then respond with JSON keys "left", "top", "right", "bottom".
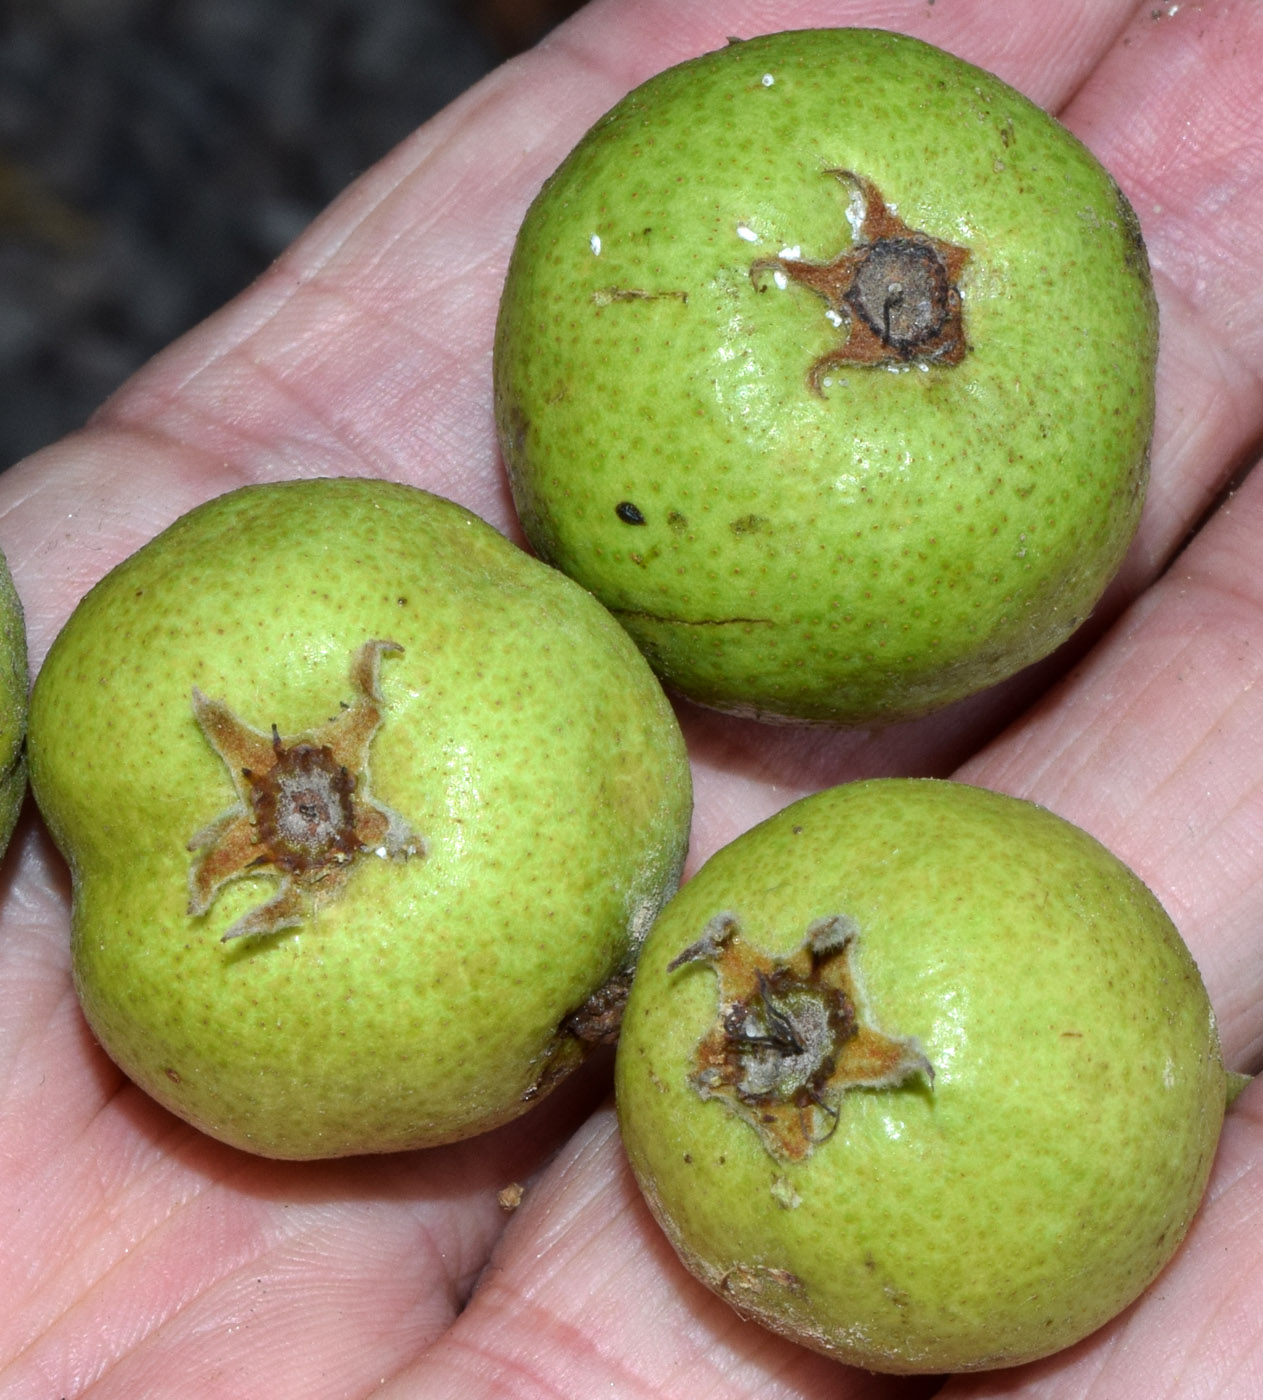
{"left": 670, "top": 912, "right": 932, "bottom": 1160}
{"left": 749, "top": 170, "right": 971, "bottom": 394}
{"left": 187, "top": 639, "right": 424, "bottom": 942}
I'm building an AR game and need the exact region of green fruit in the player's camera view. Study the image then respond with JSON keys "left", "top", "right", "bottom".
{"left": 0, "top": 548, "right": 27, "bottom": 854}
{"left": 29, "top": 478, "right": 691, "bottom": 1158}
{"left": 616, "top": 779, "right": 1224, "bottom": 1373}
{"left": 494, "top": 29, "right": 1157, "bottom": 724}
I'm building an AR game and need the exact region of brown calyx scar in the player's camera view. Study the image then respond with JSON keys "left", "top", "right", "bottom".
{"left": 669, "top": 912, "right": 932, "bottom": 1161}
{"left": 750, "top": 170, "right": 971, "bottom": 395}
{"left": 188, "top": 639, "right": 424, "bottom": 942}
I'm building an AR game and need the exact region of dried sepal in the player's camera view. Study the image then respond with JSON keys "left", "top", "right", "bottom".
{"left": 750, "top": 170, "right": 971, "bottom": 393}
{"left": 187, "top": 638, "right": 424, "bottom": 941}
{"left": 670, "top": 911, "right": 932, "bottom": 1160}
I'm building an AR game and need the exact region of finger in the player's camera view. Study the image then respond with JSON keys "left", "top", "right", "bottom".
{"left": 1058, "top": 0, "right": 1263, "bottom": 592}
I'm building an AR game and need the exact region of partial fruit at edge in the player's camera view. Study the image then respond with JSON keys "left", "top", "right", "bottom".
{"left": 0, "top": 547, "right": 27, "bottom": 857}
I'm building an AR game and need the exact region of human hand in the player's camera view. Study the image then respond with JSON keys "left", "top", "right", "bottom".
{"left": 1, "top": 1, "right": 1260, "bottom": 1395}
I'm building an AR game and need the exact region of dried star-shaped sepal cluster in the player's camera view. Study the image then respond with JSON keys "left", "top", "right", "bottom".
{"left": 187, "top": 639, "right": 423, "bottom": 942}
{"left": 669, "top": 912, "right": 932, "bottom": 1161}
{"left": 751, "top": 170, "right": 971, "bottom": 394}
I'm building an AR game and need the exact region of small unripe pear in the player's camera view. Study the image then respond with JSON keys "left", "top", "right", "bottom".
{"left": 29, "top": 478, "right": 692, "bottom": 1158}
{"left": 616, "top": 779, "right": 1225, "bottom": 1372}
{"left": 495, "top": 29, "right": 1157, "bottom": 723}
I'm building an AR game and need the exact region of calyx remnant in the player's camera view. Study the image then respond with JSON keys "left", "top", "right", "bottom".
{"left": 188, "top": 639, "right": 422, "bottom": 941}
{"left": 751, "top": 170, "right": 971, "bottom": 393}
{"left": 669, "top": 912, "right": 931, "bottom": 1160}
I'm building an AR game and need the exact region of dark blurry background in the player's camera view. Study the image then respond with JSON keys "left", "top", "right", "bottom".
{"left": 0, "top": 0, "right": 584, "bottom": 470}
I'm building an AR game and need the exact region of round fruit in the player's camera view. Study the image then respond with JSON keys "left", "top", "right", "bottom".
{"left": 29, "top": 478, "right": 692, "bottom": 1158}
{"left": 494, "top": 29, "right": 1158, "bottom": 724}
{"left": 615, "top": 779, "right": 1224, "bottom": 1372}
{"left": 0, "top": 548, "right": 27, "bottom": 856}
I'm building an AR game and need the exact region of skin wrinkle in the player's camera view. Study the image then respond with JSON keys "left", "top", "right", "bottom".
{"left": 4, "top": 1173, "right": 261, "bottom": 1395}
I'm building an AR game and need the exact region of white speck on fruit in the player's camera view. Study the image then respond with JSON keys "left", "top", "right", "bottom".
{"left": 761, "top": 73, "right": 775, "bottom": 87}
{"left": 773, "top": 269, "right": 789, "bottom": 291}
{"left": 778, "top": 244, "right": 802, "bottom": 259}
{"left": 825, "top": 308, "right": 844, "bottom": 327}
{"left": 770, "top": 1175, "right": 801, "bottom": 1209}
{"left": 736, "top": 223, "right": 759, "bottom": 243}
{"left": 590, "top": 233, "right": 602, "bottom": 255}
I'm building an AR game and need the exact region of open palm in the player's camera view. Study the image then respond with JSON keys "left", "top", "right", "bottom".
{"left": 2, "top": 1, "right": 1261, "bottom": 1395}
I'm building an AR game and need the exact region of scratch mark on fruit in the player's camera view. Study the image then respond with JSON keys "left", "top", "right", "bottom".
{"left": 592, "top": 287, "right": 689, "bottom": 306}
{"left": 720, "top": 1264, "right": 805, "bottom": 1298}
{"left": 611, "top": 608, "right": 775, "bottom": 629}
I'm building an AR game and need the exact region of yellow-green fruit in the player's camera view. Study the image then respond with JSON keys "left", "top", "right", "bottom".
{"left": 0, "top": 549, "right": 27, "bottom": 854}
{"left": 29, "top": 478, "right": 692, "bottom": 1159}
{"left": 616, "top": 780, "right": 1224, "bottom": 1373}
{"left": 495, "top": 29, "right": 1157, "bottom": 723}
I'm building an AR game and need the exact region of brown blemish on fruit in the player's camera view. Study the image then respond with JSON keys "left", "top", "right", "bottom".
{"left": 720, "top": 1263, "right": 806, "bottom": 1298}
{"left": 563, "top": 970, "right": 633, "bottom": 1045}
{"left": 188, "top": 639, "right": 423, "bottom": 942}
{"left": 504, "top": 400, "right": 530, "bottom": 457}
{"left": 1113, "top": 184, "right": 1151, "bottom": 280}
{"left": 521, "top": 972, "right": 633, "bottom": 1103}
{"left": 669, "top": 912, "right": 932, "bottom": 1160}
{"left": 750, "top": 171, "right": 971, "bottom": 394}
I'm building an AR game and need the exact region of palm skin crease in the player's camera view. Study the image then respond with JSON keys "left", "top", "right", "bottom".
{"left": 1, "top": 1, "right": 1262, "bottom": 1397}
